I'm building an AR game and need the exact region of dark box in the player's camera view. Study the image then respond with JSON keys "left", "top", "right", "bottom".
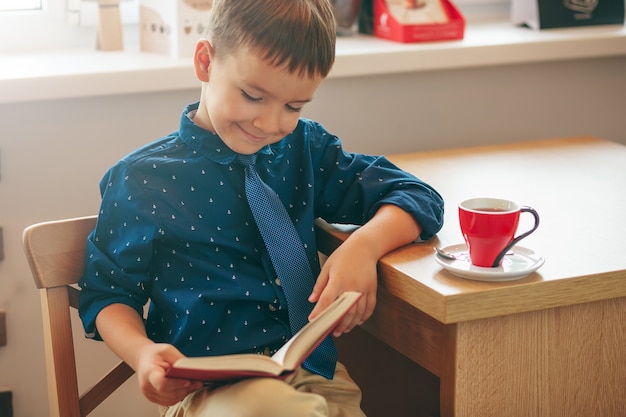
{"left": 513, "top": 0, "right": 625, "bottom": 30}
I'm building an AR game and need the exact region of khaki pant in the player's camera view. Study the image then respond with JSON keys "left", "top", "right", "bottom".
{"left": 160, "top": 362, "right": 366, "bottom": 417}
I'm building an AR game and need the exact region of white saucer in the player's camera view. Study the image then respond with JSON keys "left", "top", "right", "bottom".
{"left": 434, "top": 243, "right": 545, "bottom": 282}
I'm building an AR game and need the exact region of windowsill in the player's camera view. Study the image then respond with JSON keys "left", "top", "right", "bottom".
{"left": 1, "top": 19, "right": 625, "bottom": 104}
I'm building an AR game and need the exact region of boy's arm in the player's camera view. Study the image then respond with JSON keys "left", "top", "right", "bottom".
{"left": 309, "top": 204, "right": 421, "bottom": 335}
{"left": 95, "top": 304, "right": 203, "bottom": 406}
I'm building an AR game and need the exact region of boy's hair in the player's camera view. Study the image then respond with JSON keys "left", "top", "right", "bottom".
{"left": 207, "top": 0, "right": 336, "bottom": 78}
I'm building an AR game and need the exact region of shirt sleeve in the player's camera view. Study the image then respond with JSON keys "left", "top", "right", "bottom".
{"left": 78, "top": 161, "right": 157, "bottom": 340}
{"left": 308, "top": 122, "right": 445, "bottom": 241}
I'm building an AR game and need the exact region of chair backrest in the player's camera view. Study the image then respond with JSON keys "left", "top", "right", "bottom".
{"left": 22, "top": 216, "right": 134, "bottom": 417}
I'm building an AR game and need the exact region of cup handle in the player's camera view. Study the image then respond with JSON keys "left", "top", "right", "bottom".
{"left": 491, "top": 206, "right": 540, "bottom": 267}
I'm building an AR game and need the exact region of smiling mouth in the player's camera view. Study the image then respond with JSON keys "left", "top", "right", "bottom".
{"left": 239, "top": 124, "right": 267, "bottom": 143}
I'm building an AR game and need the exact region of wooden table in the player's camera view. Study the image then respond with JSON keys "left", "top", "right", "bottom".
{"left": 317, "top": 136, "right": 626, "bottom": 417}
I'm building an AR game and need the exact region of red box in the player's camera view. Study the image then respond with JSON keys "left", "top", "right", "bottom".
{"left": 373, "top": 0, "right": 465, "bottom": 43}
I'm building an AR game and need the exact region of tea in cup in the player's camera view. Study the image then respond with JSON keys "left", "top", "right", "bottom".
{"left": 458, "top": 198, "right": 540, "bottom": 268}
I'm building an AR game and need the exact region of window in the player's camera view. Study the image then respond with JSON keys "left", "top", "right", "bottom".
{"left": 0, "top": 0, "right": 139, "bottom": 53}
{"left": 0, "top": 0, "right": 42, "bottom": 12}
{"left": 453, "top": 0, "right": 510, "bottom": 20}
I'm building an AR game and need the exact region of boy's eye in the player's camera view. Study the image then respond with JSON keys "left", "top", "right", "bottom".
{"left": 241, "top": 90, "right": 262, "bottom": 103}
{"left": 241, "top": 89, "right": 303, "bottom": 113}
{"left": 286, "top": 104, "right": 302, "bottom": 113}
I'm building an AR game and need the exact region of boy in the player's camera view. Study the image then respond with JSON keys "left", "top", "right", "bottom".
{"left": 78, "top": 0, "right": 444, "bottom": 416}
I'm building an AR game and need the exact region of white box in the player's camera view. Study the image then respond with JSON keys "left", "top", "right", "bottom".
{"left": 140, "top": 0, "right": 213, "bottom": 57}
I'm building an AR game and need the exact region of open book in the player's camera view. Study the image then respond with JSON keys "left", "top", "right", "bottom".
{"left": 166, "top": 291, "right": 362, "bottom": 382}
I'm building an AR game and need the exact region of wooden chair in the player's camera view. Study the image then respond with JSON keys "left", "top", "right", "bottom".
{"left": 23, "top": 216, "right": 134, "bottom": 417}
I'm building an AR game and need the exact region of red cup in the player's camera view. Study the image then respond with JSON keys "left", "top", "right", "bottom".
{"left": 459, "top": 198, "right": 540, "bottom": 268}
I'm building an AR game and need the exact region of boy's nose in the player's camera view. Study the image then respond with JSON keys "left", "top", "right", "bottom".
{"left": 252, "top": 108, "right": 282, "bottom": 135}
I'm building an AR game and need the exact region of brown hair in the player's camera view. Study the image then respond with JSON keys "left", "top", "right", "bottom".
{"left": 207, "top": 0, "right": 336, "bottom": 78}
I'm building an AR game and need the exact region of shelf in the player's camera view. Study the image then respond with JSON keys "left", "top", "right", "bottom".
{"left": 1, "top": 20, "right": 625, "bottom": 104}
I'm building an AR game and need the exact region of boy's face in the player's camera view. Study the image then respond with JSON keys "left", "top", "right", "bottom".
{"left": 194, "top": 43, "right": 324, "bottom": 155}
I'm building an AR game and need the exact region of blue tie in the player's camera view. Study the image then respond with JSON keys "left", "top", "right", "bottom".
{"left": 238, "top": 154, "right": 337, "bottom": 379}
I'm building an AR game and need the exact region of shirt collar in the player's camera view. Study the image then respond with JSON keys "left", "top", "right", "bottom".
{"left": 179, "top": 102, "right": 274, "bottom": 165}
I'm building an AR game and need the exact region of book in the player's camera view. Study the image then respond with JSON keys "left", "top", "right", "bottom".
{"left": 165, "top": 291, "right": 362, "bottom": 382}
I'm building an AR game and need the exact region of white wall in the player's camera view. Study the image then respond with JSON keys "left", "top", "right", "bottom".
{"left": 0, "top": 55, "right": 625, "bottom": 417}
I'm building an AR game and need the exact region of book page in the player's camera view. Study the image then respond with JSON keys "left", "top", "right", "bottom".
{"left": 272, "top": 291, "right": 362, "bottom": 370}
{"left": 168, "top": 352, "right": 284, "bottom": 378}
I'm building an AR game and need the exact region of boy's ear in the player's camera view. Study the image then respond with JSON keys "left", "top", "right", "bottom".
{"left": 194, "top": 39, "right": 213, "bottom": 82}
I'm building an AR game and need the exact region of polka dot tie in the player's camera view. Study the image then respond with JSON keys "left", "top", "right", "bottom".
{"left": 238, "top": 154, "right": 337, "bottom": 379}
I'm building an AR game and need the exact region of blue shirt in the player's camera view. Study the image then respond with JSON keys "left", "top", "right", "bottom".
{"left": 79, "top": 102, "right": 444, "bottom": 364}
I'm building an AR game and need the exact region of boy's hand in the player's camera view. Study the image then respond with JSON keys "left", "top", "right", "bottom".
{"left": 95, "top": 304, "right": 204, "bottom": 406}
{"left": 308, "top": 236, "right": 378, "bottom": 337}
{"left": 308, "top": 205, "right": 422, "bottom": 336}
{"left": 135, "top": 343, "right": 204, "bottom": 406}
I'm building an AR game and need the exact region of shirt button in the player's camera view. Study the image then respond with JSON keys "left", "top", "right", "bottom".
{"left": 275, "top": 277, "right": 281, "bottom": 287}
{"left": 263, "top": 347, "right": 271, "bottom": 356}
{"left": 268, "top": 304, "right": 277, "bottom": 312}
